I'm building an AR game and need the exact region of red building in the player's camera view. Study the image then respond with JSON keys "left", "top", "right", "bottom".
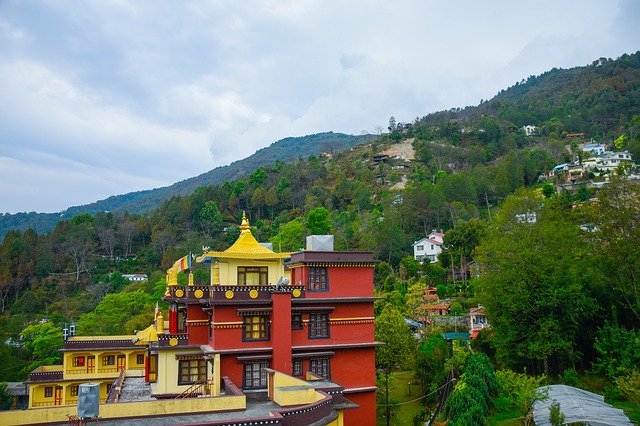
{"left": 158, "top": 214, "right": 378, "bottom": 425}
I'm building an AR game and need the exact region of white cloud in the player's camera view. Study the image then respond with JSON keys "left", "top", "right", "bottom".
{"left": 0, "top": 0, "right": 637, "bottom": 213}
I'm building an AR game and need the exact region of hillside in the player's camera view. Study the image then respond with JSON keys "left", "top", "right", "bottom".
{"left": 0, "top": 132, "right": 374, "bottom": 237}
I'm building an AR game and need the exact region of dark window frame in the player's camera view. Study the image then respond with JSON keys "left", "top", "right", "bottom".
{"left": 102, "top": 355, "right": 115, "bottom": 366}
{"left": 178, "top": 358, "right": 208, "bottom": 385}
{"left": 291, "top": 313, "right": 303, "bottom": 330}
{"left": 292, "top": 359, "right": 303, "bottom": 376}
{"left": 44, "top": 386, "right": 53, "bottom": 398}
{"left": 70, "top": 385, "right": 79, "bottom": 397}
{"left": 309, "top": 313, "right": 330, "bottom": 339}
{"left": 308, "top": 267, "right": 328, "bottom": 292}
{"left": 310, "top": 357, "right": 331, "bottom": 379}
{"left": 243, "top": 315, "right": 270, "bottom": 341}
{"left": 177, "top": 303, "right": 187, "bottom": 333}
{"left": 72, "top": 356, "right": 85, "bottom": 367}
{"left": 243, "top": 361, "right": 269, "bottom": 389}
{"left": 136, "top": 354, "right": 145, "bottom": 365}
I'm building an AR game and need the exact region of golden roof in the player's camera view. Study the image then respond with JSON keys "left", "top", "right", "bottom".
{"left": 197, "top": 212, "right": 290, "bottom": 261}
{"left": 133, "top": 324, "right": 158, "bottom": 345}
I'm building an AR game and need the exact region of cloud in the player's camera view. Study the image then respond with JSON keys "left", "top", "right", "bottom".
{"left": 0, "top": 0, "right": 637, "bottom": 213}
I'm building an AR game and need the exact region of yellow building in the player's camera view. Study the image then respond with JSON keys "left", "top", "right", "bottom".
{"left": 26, "top": 335, "right": 146, "bottom": 408}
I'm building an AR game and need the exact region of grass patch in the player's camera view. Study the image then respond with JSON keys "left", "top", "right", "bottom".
{"left": 377, "top": 370, "right": 425, "bottom": 426}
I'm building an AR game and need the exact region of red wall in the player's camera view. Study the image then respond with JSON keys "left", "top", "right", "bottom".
{"left": 187, "top": 305, "right": 209, "bottom": 345}
{"left": 344, "top": 391, "right": 377, "bottom": 426}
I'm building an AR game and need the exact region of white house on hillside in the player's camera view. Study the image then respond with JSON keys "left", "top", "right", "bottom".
{"left": 413, "top": 231, "right": 444, "bottom": 263}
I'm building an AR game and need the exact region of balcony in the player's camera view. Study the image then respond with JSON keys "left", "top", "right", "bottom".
{"left": 164, "top": 284, "right": 306, "bottom": 304}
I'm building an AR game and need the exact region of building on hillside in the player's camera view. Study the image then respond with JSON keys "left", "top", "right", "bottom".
{"left": 412, "top": 231, "right": 444, "bottom": 263}
{"left": 469, "top": 306, "right": 490, "bottom": 339}
{"left": 122, "top": 273, "right": 148, "bottom": 282}
{"left": 522, "top": 125, "right": 538, "bottom": 136}
{"left": 14, "top": 213, "right": 378, "bottom": 426}
{"left": 582, "top": 143, "right": 607, "bottom": 156}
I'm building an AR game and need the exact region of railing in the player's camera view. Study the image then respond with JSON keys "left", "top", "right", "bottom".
{"left": 105, "top": 370, "right": 126, "bottom": 403}
{"left": 175, "top": 380, "right": 211, "bottom": 399}
{"left": 222, "top": 376, "right": 244, "bottom": 396}
{"left": 31, "top": 401, "right": 57, "bottom": 407}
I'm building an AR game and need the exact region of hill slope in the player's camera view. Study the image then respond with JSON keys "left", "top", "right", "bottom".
{"left": 0, "top": 132, "right": 373, "bottom": 236}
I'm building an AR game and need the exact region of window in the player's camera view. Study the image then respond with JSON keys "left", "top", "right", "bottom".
{"left": 72, "top": 356, "right": 85, "bottom": 367}
{"left": 309, "top": 313, "right": 329, "bottom": 339}
{"left": 243, "top": 315, "right": 269, "bottom": 340}
{"left": 178, "top": 359, "right": 208, "bottom": 385}
{"left": 308, "top": 267, "right": 328, "bottom": 291}
{"left": 416, "top": 245, "right": 424, "bottom": 251}
{"left": 44, "top": 387, "right": 53, "bottom": 398}
{"left": 243, "top": 361, "right": 269, "bottom": 389}
{"left": 136, "top": 354, "right": 145, "bottom": 365}
{"left": 431, "top": 244, "right": 435, "bottom": 250}
{"left": 292, "top": 359, "right": 303, "bottom": 376}
{"left": 70, "top": 385, "right": 79, "bottom": 397}
{"left": 237, "top": 266, "right": 268, "bottom": 285}
{"left": 177, "top": 304, "right": 187, "bottom": 333}
{"left": 291, "top": 313, "right": 303, "bottom": 330}
{"left": 102, "top": 355, "right": 115, "bottom": 366}
{"left": 106, "top": 384, "right": 112, "bottom": 395}
{"left": 310, "top": 358, "right": 331, "bottom": 379}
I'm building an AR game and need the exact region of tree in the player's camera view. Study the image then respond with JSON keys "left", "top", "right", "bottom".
{"left": 269, "top": 219, "right": 304, "bottom": 252}
{"left": 76, "top": 290, "right": 153, "bottom": 335}
{"left": 375, "top": 305, "right": 416, "bottom": 426}
{"left": 20, "top": 321, "right": 63, "bottom": 373}
{"left": 199, "top": 201, "right": 223, "bottom": 237}
{"left": 415, "top": 334, "right": 447, "bottom": 395}
{"left": 306, "top": 207, "right": 332, "bottom": 235}
{"left": 476, "top": 189, "right": 595, "bottom": 375}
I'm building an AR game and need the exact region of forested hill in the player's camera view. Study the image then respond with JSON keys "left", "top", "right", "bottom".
{"left": 421, "top": 52, "right": 640, "bottom": 137}
{"left": 0, "top": 132, "right": 373, "bottom": 237}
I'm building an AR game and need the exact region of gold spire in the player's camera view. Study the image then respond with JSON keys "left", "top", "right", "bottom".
{"left": 240, "top": 211, "right": 250, "bottom": 234}
{"left": 196, "top": 211, "right": 290, "bottom": 261}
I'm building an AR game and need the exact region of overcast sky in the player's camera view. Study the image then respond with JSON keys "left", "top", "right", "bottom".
{"left": 0, "top": 1, "right": 638, "bottom": 214}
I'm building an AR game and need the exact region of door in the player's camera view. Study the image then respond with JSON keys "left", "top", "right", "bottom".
{"left": 54, "top": 386, "right": 63, "bottom": 406}
{"left": 87, "top": 356, "right": 95, "bottom": 373}
{"left": 117, "top": 354, "right": 126, "bottom": 371}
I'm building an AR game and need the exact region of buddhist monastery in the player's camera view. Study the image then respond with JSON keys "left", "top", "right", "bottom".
{"left": 7, "top": 213, "right": 378, "bottom": 425}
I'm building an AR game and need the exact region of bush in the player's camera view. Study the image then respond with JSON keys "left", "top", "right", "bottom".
{"left": 562, "top": 369, "right": 579, "bottom": 387}
{"left": 616, "top": 370, "right": 640, "bottom": 407}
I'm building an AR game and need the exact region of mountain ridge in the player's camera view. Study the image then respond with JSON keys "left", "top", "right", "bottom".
{"left": 0, "top": 131, "right": 374, "bottom": 236}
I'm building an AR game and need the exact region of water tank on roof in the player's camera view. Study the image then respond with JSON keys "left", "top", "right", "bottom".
{"left": 306, "top": 235, "right": 334, "bottom": 251}
{"left": 77, "top": 382, "right": 100, "bottom": 418}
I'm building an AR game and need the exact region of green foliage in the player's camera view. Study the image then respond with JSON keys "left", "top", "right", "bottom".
{"left": 269, "top": 219, "right": 304, "bottom": 252}
{"left": 562, "top": 369, "right": 579, "bottom": 387}
{"left": 305, "top": 207, "right": 332, "bottom": 235}
{"left": 616, "top": 370, "right": 640, "bottom": 407}
{"left": 449, "top": 302, "right": 463, "bottom": 316}
{"left": 594, "top": 322, "right": 640, "bottom": 380}
{"left": 76, "top": 290, "right": 155, "bottom": 335}
{"left": 549, "top": 401, "right": 565, "bottom": 426}
{"left": 477, "top": 189, "right": 596, "bottom": 374}
{"left": 446, "top": 353, "right": 498, "bottom": 425}
{"left": 0, "top": 382, "right": 13, "bottom": 410}
{"left": 20, "top": 321, "right": 63, "bottom": 373}
{"left": 375, "top": 305, "right": 416, "bottom": 372}
{"left": 494, "top": 369, "right": 547, "bottom": 418}
{"left": 414, "top": 334, "right": 447, "bottom": 395}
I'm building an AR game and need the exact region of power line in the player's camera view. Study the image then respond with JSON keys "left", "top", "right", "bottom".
{"left": 378, "top": 377, "right": 456, "bottom": 407}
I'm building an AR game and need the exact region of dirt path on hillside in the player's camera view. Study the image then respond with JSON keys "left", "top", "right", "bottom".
{"left": 380, "top": 138, "right": 415, "bottom": 160}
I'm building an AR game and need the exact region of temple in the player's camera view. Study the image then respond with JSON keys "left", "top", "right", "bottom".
{"left": 10, "top": 213, "right": 378, "bottom": 425}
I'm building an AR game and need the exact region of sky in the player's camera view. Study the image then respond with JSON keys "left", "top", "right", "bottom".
{"left": 0, "top": 1, "right": 638, "bottom": 214}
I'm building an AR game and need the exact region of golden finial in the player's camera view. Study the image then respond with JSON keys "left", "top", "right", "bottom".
{"left": 240, "top": 211, "right": 250, "bottom": 234}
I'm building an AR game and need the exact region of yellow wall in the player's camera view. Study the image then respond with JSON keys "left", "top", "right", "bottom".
{"left": 0, "top": 394, "right": 246, "bottom": 425}
{"left": 62, "top": 348, "right": 145, "bottom": 380}
{"left": 29, "top": 380, "right": 112, "bottom": 408}
{"left": 153, "top": 349, "right": 211, "bottom": 396}
{"left": 214, "top": 259, "right": 287, "bottom": 285}
{"left": 268, "top": 370, "right": 325, "bottom": 407}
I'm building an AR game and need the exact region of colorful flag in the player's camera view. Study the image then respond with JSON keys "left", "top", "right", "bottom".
{"left": 174, "top": 253, "right": 191, "bottom": 272}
